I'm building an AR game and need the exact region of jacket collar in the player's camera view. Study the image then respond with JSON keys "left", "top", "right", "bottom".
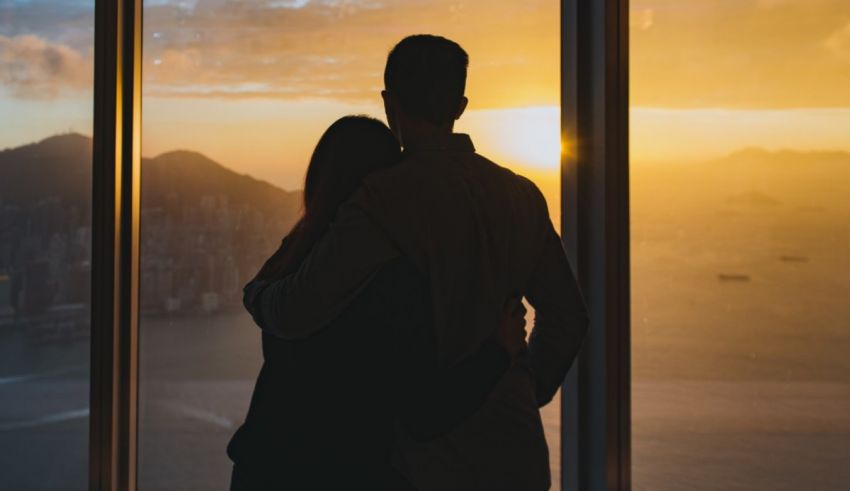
{"left": 403, "top": 133, "right": 476, "bottom": 155}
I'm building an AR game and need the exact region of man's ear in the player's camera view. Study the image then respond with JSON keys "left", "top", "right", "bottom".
{"left": 455, "top": 96, "right": 469, "bottom": 120}
{"left": 382, "top": 90, "right": 402, "bottom": 142}
{"left": 381, "top": 90, "right": 394, "bottom": 117}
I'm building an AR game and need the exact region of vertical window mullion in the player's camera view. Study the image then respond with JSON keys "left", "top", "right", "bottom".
{"left": 90, "top": 0, "right": 143, "bottom": 489}
{"left": 560, "top": 0, "right": 630, "bottom": 490}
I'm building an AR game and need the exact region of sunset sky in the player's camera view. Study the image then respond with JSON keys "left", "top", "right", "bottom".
{"left": 1, "top": 0, "right": 849, "bottom": 190}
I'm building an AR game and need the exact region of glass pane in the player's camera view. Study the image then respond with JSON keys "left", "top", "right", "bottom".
{"left": 0, "top": 1, "right": 94, "bottom": 489}
{"left": 631, "top": 1, "right": 850, "bottom": 489}
{"left": 139, "top": 1, "right": 561, "bottom": 489}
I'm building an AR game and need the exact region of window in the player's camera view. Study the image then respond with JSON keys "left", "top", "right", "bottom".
{"left": 631, "top": 1, "right": 850, "bottom": 489}
{"left": 0, "top": 1, "right": 94, "bottom": 489}
{"left": 137, "top": 1, "right": 564, "bottom": 489}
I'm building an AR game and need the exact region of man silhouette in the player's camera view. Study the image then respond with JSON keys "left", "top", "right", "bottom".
{"left": 245, "top": 35, "right": 588, "bottom": 490}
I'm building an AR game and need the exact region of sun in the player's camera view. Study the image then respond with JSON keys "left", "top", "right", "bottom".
{"left": 459, "top": 105, "right": 562, "bottom": 171}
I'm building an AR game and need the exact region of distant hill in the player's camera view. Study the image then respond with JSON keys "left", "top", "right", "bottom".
{"left": 0, "top": 133, "right": 303, "bottom": 315}
{"left": 712, "top": 147, "right": 850, "bottom": 171}
{"left": 633, "top": 147, "right": 850, "bottom": 213}
{"left": 143, "top": 149, "right": 302, "bottom": 220}
{"left": 712, "top": 148, "right": 850, "bottom": 209}
{"left": 0, "top": 133, "right": 303, "bottom": 220}
{"left": 0, "top": 133, "right": 93, "bottom": 207}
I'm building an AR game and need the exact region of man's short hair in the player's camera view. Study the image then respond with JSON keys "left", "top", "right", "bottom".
{"left": 384, "top": 35, "right": 469, "bottom": 126}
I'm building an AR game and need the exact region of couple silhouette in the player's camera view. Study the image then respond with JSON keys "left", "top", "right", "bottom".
{"left": 227, "top": 34, "right": 588, "bottom": 491}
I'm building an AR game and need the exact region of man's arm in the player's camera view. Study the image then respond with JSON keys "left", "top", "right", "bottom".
{"left": 525, "top": 228, "right": 589, "bottom": 406}
{"left": 397, "top": 334, "right": 512, "bottom": 441}
{"left": 245, "top": 199, "right": 400, "bottom": 340}
{"left": 397, "top": 300, "right": 528, "bottom": 441}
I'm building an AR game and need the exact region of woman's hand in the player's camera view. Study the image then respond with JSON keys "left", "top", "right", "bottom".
{"left": 495, "top": 297, "right": 528, "bottom": 359}
{"left": 253, "top": 225, "right": 301, "bottom": 282}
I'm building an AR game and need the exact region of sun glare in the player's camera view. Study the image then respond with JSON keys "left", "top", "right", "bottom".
{"left": 459, "top": 105, "right": 561, "bottom": 171}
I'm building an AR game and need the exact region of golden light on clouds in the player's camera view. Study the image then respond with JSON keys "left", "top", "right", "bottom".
{"left": 825, "top": 20, "right": 850, "bottom": 61}
{"left": 631, "top": 0, "right": 850, "bottom": 108}
{"left": 631, "top": 8, "right": 654, "bottom": 31}
{"left": 0, "top": 34, "right": 92, "bottom": 99}
{"left": 141, "top": 0, "right": 559, "bottom": 110}
{"left": 4, "top": 0, "right": 850, "bottom": 180}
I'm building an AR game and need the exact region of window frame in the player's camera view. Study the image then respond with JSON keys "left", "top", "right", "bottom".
{"left": 90, "top": 0, "right": 142, "bottom": 489}
{"left": 87, "top": 1, "right": 632, "bottom": 489}
{"left": 560, "top": 0, "right": 631, "bottom": 490}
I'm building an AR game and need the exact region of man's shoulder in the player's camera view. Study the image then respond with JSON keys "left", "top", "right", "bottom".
{"left": 355, "top": 151, "right": 548, "bottom": 227}
{"left": 468, "top": 152, "right": 549, "bottom": 204}
{"left": 365, "top": 150, "right": 540, "bottom": 193}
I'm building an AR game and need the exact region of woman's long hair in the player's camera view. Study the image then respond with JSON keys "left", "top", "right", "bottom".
{"left": 254, "top": 116, "right": 401, "bottom": 281}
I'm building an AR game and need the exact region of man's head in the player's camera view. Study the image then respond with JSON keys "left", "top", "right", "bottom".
{"left": 382, "top": 35, "right": 469, "bottom": 144}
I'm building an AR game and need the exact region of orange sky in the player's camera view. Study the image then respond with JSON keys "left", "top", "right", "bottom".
{"left": 137, "top": 0, "right": 849, "bottom": 190}
{"left": 630, "top": 0, "right": 850, "bottom": 109}
{"left": 139, "top": 0, "right": 564, "bottom": 196}
{"left": 2, "top": 0, "right": 849, "bottom": 196}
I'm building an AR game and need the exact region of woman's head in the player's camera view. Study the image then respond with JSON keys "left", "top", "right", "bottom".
{"left": 302, "top": 115, "right": 401, "bottom": 223}
{"left": 257, "top": 116, "right": 400, "bottom": 280}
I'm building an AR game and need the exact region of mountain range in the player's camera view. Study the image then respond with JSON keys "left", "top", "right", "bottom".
{"left": 0, "top": 133, "right": 303, "bottom": 315}
{"left": 2, "top": 133, "right": 848, "bottom": 316}
{"left": 0, "top": 133, "right": 303, "bottom": 220}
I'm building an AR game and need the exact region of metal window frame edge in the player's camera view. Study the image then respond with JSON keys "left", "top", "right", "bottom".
{"left": 90, "top": 0, "right": 143, "bottom": 489}
{"left": 561, "top": 0, "right": 631, "bottom": 490}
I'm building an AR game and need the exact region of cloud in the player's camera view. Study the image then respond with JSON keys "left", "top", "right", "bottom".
{"left": 631, "top": 0, "right": 850, "bottom": 108}
{"left": 139, "top": 0, "right": 850, "bottom": 108}
{"left": 825, "top": 21, "right": 850, "bottom": 61}
{"left": 0, "top": 34, "right": 92, "bottom": 99}
{"left": 630, "top": 8, "right": 654, "bottom": 31}
{"left": 755, "top": 0, "right": 792, "bottom": 8}
{"left": 268, "top": 0, "right": 311, "bottom": 8}
{"left": 7, "top": 0, "right": 848, "bottom": 109}
{"left": 140, "top": 0, "right": 559, "bottom": 107}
